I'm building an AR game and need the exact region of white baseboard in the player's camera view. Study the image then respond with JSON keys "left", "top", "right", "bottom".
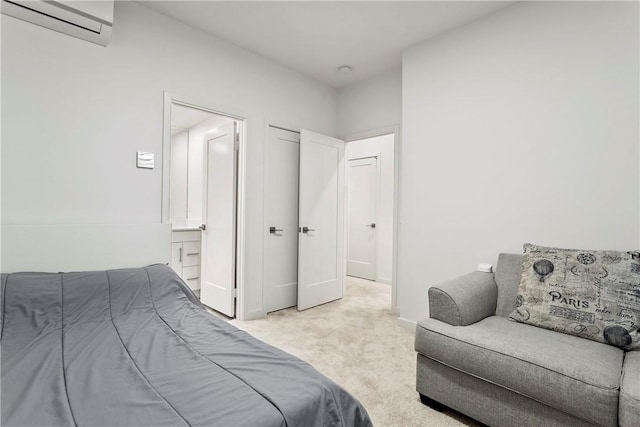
{"left": 397, "top": 317, "right": 417, "bottom": 332}
{"left": 239, "top": 308, "right": 267, "bottom": 321}
{"left": 377, "top": 277, "right": 392, "bottom": 285}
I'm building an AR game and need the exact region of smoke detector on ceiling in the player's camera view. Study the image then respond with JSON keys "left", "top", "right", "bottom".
{"left": 337, "top": 65, "right": 352, "bottom": 74}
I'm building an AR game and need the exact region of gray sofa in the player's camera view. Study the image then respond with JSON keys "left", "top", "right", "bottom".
{"left": 415, "top": 253, "right": 640, "bottom": 427}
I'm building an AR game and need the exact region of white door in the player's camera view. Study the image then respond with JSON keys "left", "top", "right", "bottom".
{"left": 297, "top": 130, "right": 345, "bottom": 311}
{"left": 265, "top": 127, "right": 300, "bottom": 312}
{"left": 347, "top": 156, "right": 378, "bottom": 280}
{"left": 200, "top": 122, "right": 237, "bottom": 317}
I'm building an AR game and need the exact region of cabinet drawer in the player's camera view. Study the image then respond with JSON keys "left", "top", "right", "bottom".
{"left": 182, "top": 266, "right": 201, "bottom": 290}
{"left": 182, "top": 241, "right": 201, "bottom": 266}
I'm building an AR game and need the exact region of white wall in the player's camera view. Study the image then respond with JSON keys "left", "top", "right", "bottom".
{"left": 1, "top": 1, "right": 337, "bottom": 319}
{"left": 346, "top": 134, "right": 394, "bottom": 284}
{"left": 337, "top": 68, "right": 402, "bottom": 139}
{"left": 169, "top": 130, "right": 188, "bottom": 225}
{"left": 399, "top": 1, "right": 639, "bottom": 323}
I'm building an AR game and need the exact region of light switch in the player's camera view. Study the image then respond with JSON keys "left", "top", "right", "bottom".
{"left": 136, "top": 152, "right": 154, "bottom": 169}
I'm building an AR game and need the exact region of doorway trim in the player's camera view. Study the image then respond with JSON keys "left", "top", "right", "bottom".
{"left": 344, "top": 125, "right": 401, "bottom": 315}
{"left": 162, "top": 91, "right": 248, "bottom": 319}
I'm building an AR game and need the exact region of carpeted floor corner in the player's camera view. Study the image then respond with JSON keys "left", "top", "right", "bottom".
{"left": 229, "top": 276, "right": 482, "bottom": 427}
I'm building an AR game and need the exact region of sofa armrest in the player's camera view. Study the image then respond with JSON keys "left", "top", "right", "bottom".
{"left": 428, "top": 271, "right": 498, "bottom": 326}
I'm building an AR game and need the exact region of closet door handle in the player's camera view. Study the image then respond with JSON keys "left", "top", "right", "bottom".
{"left": 302, "top": 226, "right": 315, "bottom": 233}
{"left": 269, "top": 226, "right": 283, "bottom": 234}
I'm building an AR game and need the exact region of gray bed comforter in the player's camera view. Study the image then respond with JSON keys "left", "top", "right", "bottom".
{"left": 1, "top": 264, "right": 372, "bottom": 427}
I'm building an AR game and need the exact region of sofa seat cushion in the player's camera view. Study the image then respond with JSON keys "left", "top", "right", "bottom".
{"left": 620, "top": 351, "right": 640, "bottom": 427}
{"left": 416, "top": 316, "right": 624, "bottom": 427}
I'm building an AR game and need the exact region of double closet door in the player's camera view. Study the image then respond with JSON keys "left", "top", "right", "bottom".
{"left": 264, "top": 127, "right": 345, "bottom": 312}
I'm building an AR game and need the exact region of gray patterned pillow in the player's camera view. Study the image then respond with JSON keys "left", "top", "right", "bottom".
{"left": 509, "top": 243, "right": 640, "bottom": 350}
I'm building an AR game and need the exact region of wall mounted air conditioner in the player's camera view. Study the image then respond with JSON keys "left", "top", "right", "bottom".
{"left": 1, "top": 0, "right": 113, "bottom": 46}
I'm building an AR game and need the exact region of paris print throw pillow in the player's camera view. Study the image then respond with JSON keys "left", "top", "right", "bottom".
{"left": 509, "top": 243, "right": 640, "bottom": 349}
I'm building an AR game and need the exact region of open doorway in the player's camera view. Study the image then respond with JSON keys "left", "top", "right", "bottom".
{"left": 261, "top": 125, "right": 397, "bottom": 316}
{"left": 163, "top": 96, "right": 244, "bottom": 319}
{"left": 345, "top": 133, "right": 395, "bottom": 286}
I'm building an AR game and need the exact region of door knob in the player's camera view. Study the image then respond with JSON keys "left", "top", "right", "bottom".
{"left": 199, "top": 224, "right": 206, "bottom": 231}
{"left": 302, "top": 226, "right": 315, "bottom": 233}
{"left": 366, "top": 223, "right": 376, "bottom": 228}
{"left": 269, "top": 226, "right": 283, "bottom": 234}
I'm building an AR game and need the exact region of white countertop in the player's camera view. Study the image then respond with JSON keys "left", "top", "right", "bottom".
{"left": 172, "top": 226, "right": 201, "bottom": 232}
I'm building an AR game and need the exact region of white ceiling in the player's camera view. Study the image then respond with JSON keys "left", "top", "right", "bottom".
{"left": 171, "top": 103, "right": 234, "bottom": 135}
{"left": 141, "top": 1, "right": 515, "bottom": 88}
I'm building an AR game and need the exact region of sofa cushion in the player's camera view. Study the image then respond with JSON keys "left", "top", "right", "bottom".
{"left": 620, "top": 351, "right": 640, "bottom": 427}
{"left": 495, "top": 253, "right": 524, "bottom": 317}
{"left": 415, "top": 316, "right": 623, "bottom": 427}
{"left": 509, "top": 243, "right": 640, "bottom": 350}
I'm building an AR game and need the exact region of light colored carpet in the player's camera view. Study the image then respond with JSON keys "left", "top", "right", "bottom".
{"left": 229, "top": 276, "right": 482, "bottom": 427}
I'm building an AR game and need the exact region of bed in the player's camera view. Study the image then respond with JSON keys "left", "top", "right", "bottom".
{"left": 1, "top": 263, "right": 372, "bottom": 427}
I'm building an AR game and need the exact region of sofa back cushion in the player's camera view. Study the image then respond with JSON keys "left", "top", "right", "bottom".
{"left": 495, "top": 253, "right": 524, "bottom": 317}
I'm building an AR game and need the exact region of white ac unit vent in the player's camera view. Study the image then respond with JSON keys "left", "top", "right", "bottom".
{"left": 1, "top": 0, "right": 114, "bottom": 46}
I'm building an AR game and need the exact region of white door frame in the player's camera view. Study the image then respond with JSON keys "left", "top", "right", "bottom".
{"left": 162, "top": 92, "right": 248, "bottom": 319}
{"left": 345, "top": 125, "right": 400, "bottom": 315}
